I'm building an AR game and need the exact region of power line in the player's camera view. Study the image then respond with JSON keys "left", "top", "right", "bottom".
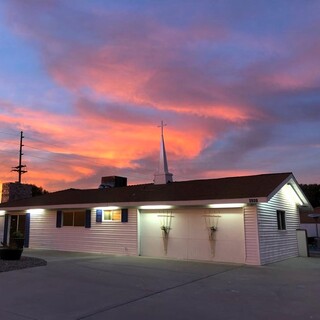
{"left": 0, "top": 142, "right": 19, "bottom": 149}
{"left": 0, "top": 130, "right": 63, "bottom": 149}
{"left": 24, "top": 144, "right": 84, "bottom": 159}
{"left": 1, "top": 133, "right": 95, "bottom": 167}
{"left": 23, "top": 144, "right": 151, "bottom": 167}
{"left": 0, "top": 148, "right": 18, "bottom": 155}
{"left": 2, "top": 141, "right": 116, "bottom": 168}
{"left": 2, "top": 142, "right": 212, "bottom": 168}
{"left": 1, "top": 130, "right": 161, "bottom": 163}
{"left": 25, "top": 135, "right": 65, "bottom": 149}
{"left": 24, "top": 153, "right": 80, "bottom": 165}
{"left": 0, "top": 131, "right": 19, "bottom": 137}
{"left": 23, "top": 144, "right": 45, "bottom": 151}
{"left": 1, "top": 130, "right": 208, "bottom": 174}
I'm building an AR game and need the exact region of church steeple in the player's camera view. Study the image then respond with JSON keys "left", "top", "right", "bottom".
{"left": 154, "top": 121, "right": 173, "bottom": 184}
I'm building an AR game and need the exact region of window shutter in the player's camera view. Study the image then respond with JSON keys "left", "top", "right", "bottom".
{"left": 24, "top": 213, "right": 31, "bottom": 248}
{"left": 85, "top": 209, "right": 91, "bottom": 228}
{"left": 56, "top": 210, "right": 62, "bottom": 228}
{"left": 96, "top": 209, "right": 102, "bottom": 222}
{"left": 3, "top": 214, "right": 9, "bottom": 245}
{"left": 121, "top": 209, "right": 128, "bottom": 223}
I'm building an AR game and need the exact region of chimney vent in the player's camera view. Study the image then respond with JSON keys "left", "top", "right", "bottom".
{"left": 99, "top": 176, "right": 127, "bottom": 189}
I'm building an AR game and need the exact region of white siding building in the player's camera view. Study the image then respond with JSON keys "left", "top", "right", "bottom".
{"left": 0, "top": 172, "right": 311, "bottom": 265}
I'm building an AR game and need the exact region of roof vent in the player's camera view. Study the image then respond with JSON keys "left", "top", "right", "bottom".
{"left": 99, "top": 176, "right": 127, "bottom": 189}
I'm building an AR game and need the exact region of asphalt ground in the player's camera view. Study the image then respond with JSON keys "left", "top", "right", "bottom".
{"left": 0, "top": 249, "right": 319, "bottom": 320}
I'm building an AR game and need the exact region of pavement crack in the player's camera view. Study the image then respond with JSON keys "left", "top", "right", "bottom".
{"left": 77, "top": 265, "right": 242, "bottom": 319}
{"left": 0, "top": 308, "right": 39, "bottom": 320}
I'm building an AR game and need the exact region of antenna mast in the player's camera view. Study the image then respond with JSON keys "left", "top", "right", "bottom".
{"left": 11, "top": 131, "right": 27, "bottom": 183}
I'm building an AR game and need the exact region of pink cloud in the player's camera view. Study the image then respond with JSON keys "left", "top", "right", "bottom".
{"left": 1, "top": 1, "right": 320, "bottom": 190}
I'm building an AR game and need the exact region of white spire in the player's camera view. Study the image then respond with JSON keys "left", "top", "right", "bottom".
{"left": 154, "top": 121, "right": 173, "bottom": 184}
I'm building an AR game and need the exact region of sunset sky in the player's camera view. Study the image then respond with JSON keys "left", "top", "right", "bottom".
{"left": 0, "top": 0, "right": 320, "bottom": 192}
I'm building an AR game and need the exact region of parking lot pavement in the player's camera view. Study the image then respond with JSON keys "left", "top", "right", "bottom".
{"left": 1, "top": 250, "right": 320, "bottom": 320}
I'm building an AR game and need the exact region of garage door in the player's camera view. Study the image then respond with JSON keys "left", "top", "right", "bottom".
{"left": 140, "top": 208, "right": 245, "bottom": 263}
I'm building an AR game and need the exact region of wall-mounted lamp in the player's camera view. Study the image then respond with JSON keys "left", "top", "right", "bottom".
{"left": 140, "top": 205, "right": 172, "bottom": 210}
{"left": 93, "top": 206, "right": 120, "bottom": 211}
{"left": 28, "top": 209, "right": 45, "bottom": 215}
{"left": 208, "top": 203, "right": 245, "bottom": 209}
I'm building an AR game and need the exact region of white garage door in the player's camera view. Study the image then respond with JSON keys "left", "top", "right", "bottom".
{"left": 140, "top": 208, "right": 245, "bottom": 263}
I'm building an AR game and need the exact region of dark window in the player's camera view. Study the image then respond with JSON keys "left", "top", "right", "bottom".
{"left": 63, "top": 211, "right": 85, "bottom": 227}
{"left": 74, "top": 211, "right": 85, "bottom": 226}
{"left": 85, "top": 209, "right": 91, "bottom": 228}
{"left": 277, "top": 210, "right": 286, "bottom": 230}
{"left": 121, "top": 209, "right": 128, "bottom": 222}
{"left": 18, "top": 215, "right": 26, "bottom": 234}
{"left": 96, "top": 210, "right": 102, "bottom": 222}
{"left": 63, "top": 212, "right": 74, "bottom": 226}
{"left": 56, "top": 211, "right": 62, "bottom": 228}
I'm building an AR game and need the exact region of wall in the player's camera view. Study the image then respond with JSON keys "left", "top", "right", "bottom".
{"left": 28, "top": 209, "right": 138, "bottom": 255}
{"left": 257, "top": 185, "right": 299, "bottom": 265}
{"left": 243, "top": 205, "right": 261, "bottom": 265}
{"left": 299, "top": 223, "right": 319, "bottom": 237}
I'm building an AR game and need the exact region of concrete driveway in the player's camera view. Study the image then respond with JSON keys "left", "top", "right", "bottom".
{"left": 0, "top": 249, "right": 319, "bottom": 320}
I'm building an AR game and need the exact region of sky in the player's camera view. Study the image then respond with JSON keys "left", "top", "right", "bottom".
{"left": 0, "top": 0, "right": 320, "bottom": 192}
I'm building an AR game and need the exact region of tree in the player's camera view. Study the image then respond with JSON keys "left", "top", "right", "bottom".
{"left": 300, "top": 184, "right": 320, "bottom": 208}
{"left": 31, "top": 185, "right": 49, "bottom": 197}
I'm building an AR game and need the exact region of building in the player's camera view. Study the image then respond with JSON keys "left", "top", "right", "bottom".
{"left": 0, "top": 172, "right": 311, "bottom": 265}
{"left": 0, "top": 126, "right": 312, "bottom": 265}
{"left": 300, "top": 207, "right": 320, "bottom": 238}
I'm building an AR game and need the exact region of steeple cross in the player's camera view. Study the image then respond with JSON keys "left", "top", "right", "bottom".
{"left": 158, "top": 120, "right": 167, "bottom": 136}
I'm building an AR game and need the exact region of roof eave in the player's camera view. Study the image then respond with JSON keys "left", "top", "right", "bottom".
{"left": 0, "top": 197, "right": 269, "bottom": 212}
{"left": 266, "top": 173, "right": 313, "bottom": 210}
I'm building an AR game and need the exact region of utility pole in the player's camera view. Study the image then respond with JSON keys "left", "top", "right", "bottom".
{"left": 11, "top": 131, "right": 27, "bottom": 183}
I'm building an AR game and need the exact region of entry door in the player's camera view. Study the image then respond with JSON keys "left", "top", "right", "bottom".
{"left": 9, "top": 215, "right": 26, "bottom": 245}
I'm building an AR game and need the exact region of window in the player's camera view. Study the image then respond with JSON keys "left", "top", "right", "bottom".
{"left": 277, "top": 210, "right": 286, "bottom": 230}
{"left": 74, "top": 211, "right": 86, "bottom": 226}
{"left": 103, "top": 209, "right": 121, "bottom": 221}
{"left": 63, "top": 212, "right": 73, "bottom": 226}
{"left": 95, "top": 209, "right": 128, "bottom": 223}
{"left": 63, "top": 210, "right": 85, "bottom": 227}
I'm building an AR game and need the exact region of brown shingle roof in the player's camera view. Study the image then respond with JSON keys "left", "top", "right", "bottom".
{"left": 0, "top": 172, "right": 293, "bottom": 208}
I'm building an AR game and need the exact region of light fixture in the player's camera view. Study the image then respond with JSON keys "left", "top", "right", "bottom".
{"left": 0, "top": 210, "right": 5, "bottom": 216}
{"left": 208, "top": 203, "right": 245, "bottom": 209}
{"left": 140, "top": 205, "right": 172, "bottom": 210}
{"left": 28, "top": 209, "right": 45, "bottom": 214}
{"left": 286, "top": 184, "right": 303, "bottom": 206}
{"left": 93, "top": 206, "right": 120, "bottom": 211}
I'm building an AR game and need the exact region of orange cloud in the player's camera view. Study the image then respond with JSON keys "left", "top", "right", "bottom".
{"left": 0, "top": 98, "right": 213, "bottom": 191}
